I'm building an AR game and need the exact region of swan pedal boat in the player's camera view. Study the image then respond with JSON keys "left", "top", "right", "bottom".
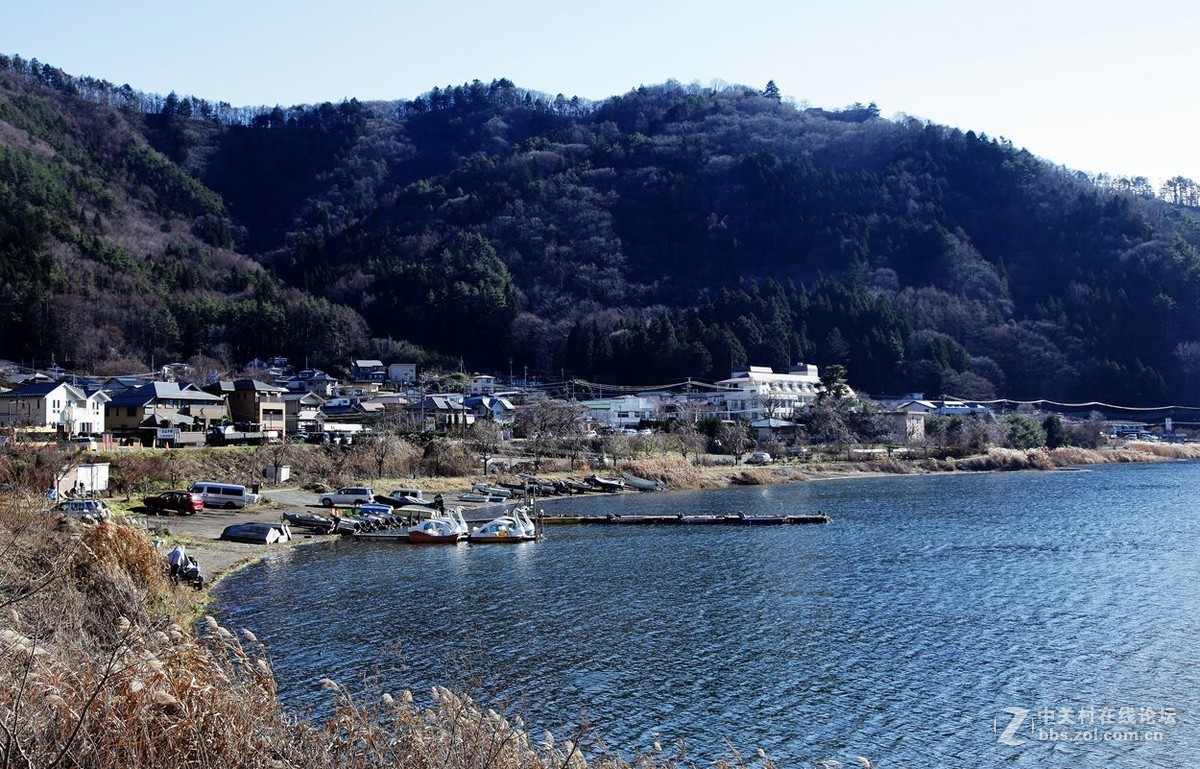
{"left": 467, "top": 507, "right": 538, "bottom": 543}
{"left": 407, "top": 507, "right": 468, "bottom": 544}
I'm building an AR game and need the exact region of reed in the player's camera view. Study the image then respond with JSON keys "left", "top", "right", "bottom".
{"left": 619, "top": 457, "right": 714, "bottom": 490}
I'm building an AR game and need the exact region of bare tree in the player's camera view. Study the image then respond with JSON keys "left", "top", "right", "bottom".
{"left": 466, "top": 419, "right": 504, "bottom": 474}
{"left": 513, "top": 399, "right": 582, "bottom": 469}
{"left": 716, "top": 420, "right": 755, "bottom": 464}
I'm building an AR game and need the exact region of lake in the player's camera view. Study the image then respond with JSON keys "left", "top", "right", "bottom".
{"left": 211, "top": 462, "right": 1199, "bottom": 767}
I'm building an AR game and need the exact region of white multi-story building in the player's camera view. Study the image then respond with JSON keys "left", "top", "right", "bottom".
{"left": 0, "top": 381, "right": 109, "bottom": 435}
{"left": 716, "top": 364, "right": 825, "bottom": 420}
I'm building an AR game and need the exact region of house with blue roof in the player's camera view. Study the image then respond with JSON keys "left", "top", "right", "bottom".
{"left": 105, "top": 381, "right": 226, "bottom": 446}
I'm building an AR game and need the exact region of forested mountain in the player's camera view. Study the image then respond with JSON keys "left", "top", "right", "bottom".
{"left": 2, "top": 54, "right": 1200, "bottom": 405}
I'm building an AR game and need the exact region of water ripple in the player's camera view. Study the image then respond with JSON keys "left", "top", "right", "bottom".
{"left": 213, "top": 462, "right": 1200, "bottom": 767}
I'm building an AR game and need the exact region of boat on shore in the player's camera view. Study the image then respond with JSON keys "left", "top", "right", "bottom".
{"left": 458, "top": 492, "right": 508, "bottom": 503}
{"left": 282, "top": 511, "right": 337, "bottom": 534}
{"left": 621, "top": 472, "right": 666, "bottom": 491}
{"left": 585, "top": 474, "right": 626, "bottom": 492}
{"left": 221, "top": 521, "right": 292, "bottom": 544}
{"left": 472, "top": 482, "right": 512, "bottom": 498}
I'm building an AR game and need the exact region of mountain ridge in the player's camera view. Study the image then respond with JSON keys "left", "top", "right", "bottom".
{"left": 2, "top": 54, "right": 1199, "bottom": 405}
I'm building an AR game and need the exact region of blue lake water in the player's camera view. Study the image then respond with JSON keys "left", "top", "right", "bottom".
{"left": 210, "top": 462, "right": 1200, "bottom": 768}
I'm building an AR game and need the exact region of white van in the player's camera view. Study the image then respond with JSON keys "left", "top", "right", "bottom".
{"left": 189, "top": 481, "right": 260, "bottom": 509}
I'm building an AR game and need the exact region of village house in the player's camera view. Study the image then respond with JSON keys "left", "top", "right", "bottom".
{"left": 407, "top": 394, "right": 474, "bottom": 431}
{"left": 580, "top": 395, "right": 663, "bottom": 431}
{"left": 105, "top": 381, "right": 226, "bottom": 446}
{"left": 243, "top": 356, "right": 293, "bottom": 383}
{"left": 464, "top": 394, "right": 517, "bottom": 424}
{"left": 0, "top": 381, "right": 110, "bottom": 437}
{"left": 203, "top": 379, "right": 288, "bottom": 435}
{"left": 886, "top": 410, "right": 927, "bottom": 443}
{"left": 468, "top": 374, "right": 496, "bottom": 396}
{"left": 349, "top": 359, "right": 386, "bottom": 390}
{"left": 897, "top": 398, "right": 992, "bottom": 417}
{"left": 285, "top": 369, "right": 340, "bottom": 397}
{"left": 387, "top": 362, "right": 418, "bottom": 386}
{"left": 282, "top": 391, "right": 325, "bottom": 435}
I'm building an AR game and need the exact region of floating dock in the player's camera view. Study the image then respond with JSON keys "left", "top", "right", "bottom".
{"left": 541, "top": 513, "right": 831, "bottom": 526}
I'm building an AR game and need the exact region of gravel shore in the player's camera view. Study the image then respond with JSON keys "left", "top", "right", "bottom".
{"left": 144, "top": 484, "right": 494, "bottom": 585}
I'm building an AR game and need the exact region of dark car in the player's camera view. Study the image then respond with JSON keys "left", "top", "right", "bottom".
{"left": 142, "top": 490, "right": 203, "bottom": 515}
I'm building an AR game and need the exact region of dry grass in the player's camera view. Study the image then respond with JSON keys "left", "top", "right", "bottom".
{"left": 618, "top": 457, "right": 716, "bottom": 490}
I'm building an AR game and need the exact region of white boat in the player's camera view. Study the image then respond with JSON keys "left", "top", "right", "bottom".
{"left": 407, "top": 507, "right": 468, "bottom": 544}
{"left": 621, "top": 471, "right": 665, "bottom": 491}
{"left": 472, "top": 482, "right": 512, "bottom": 498}
{"left": 458, "top": 492, "right": 508, "bottom": 503}
{"left": 467, "top": 509, "right": 536, "bottom": 543}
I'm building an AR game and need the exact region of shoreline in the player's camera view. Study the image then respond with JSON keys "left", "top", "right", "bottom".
{"left": 153, "top": 443, "right": 1200, "bottom": 595}
{"left": 149, "top": 463, "right": 822, "bottom": 588}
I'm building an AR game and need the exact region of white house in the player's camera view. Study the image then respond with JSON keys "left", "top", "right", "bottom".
{"left": 582, "top": 395, "right": 660, "bottom": 430}
{"left": 468, "top": 374, "right": 497, "bottom": 396}
{"left": 0, "top": 381, "right": 109, "bottom": 436}
{"left": 387, "top": 363, "right": 418, "bottom": 385}
{"left": 716, "top": 364, "right": 826, "bottom": 420}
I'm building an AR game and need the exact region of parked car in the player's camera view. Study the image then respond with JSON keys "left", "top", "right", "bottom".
{"left": 49, "top": 498, "right": 112, "bottom": 522}
{"left": 746, "top": 451, "right": 773, "bottom": 465}
{"left": 188, "top": 481, "right": 260, "bottom": 510}
{"left": 142, "top": 490, "right": 203, "bottom": 515}
{"left": 319, "top": 486, "right": 375, "bottom": 507}
{"left": 66, "top": 436, "right": 99, "bottom": 451}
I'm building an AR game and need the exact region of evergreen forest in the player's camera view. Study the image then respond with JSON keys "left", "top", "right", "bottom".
{"left": 2, "top": 55, "right": 1200, "bottom": 405}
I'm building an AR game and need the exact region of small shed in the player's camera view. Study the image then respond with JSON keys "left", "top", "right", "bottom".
{"left": 57, "top": 462, "right": 110, "bottom": 496}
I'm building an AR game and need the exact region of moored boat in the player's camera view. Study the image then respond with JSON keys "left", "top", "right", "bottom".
{"left": 458, "top": 492, "right": 509, "bottom": 503}
{"left": 407, "top": 507, "right": 468, "bottom": 544}
{"left": 467, "top": 506, "right": 537, "bottom": 543}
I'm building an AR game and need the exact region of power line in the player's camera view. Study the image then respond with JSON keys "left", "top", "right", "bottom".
{"left": 962, "top": 397, "right": 1200, "bottom": 414}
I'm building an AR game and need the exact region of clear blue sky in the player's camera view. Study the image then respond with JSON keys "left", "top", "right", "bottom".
{"left": 7, "top": 0, "right": 1197, "bottom": 184}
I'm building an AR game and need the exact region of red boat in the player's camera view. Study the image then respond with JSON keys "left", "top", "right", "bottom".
{"left": 406, "top": 508, "right": 467, "bottom": 544}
